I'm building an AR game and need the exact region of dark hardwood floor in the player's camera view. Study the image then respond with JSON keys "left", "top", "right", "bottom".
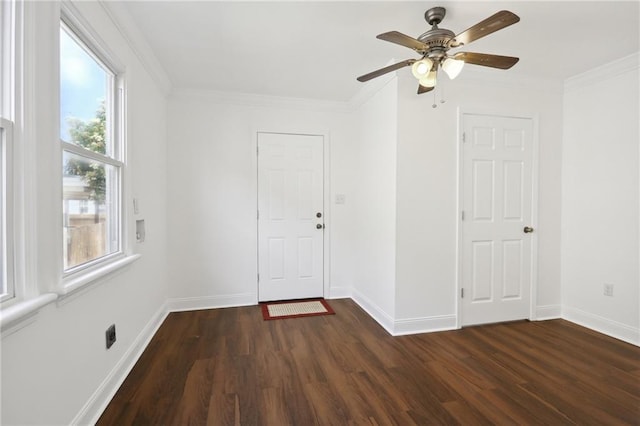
{"left": 98, "top": 299, "right": 640, "bottom": 425}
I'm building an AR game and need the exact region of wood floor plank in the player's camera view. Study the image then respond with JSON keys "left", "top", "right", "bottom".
{"left": 206, "top": 393, "right": 238, "bottom": 426}
{"left": 97, "top": 300, "right": 640, "bottom": 425}
{"left": 484, "top": 386, "right": 575, "bottom": 425}
{"left": 519, "top": 380, "right": 629, "bottom": 424}
{"left": 381, "top": 365, "right": 460, "bottom": 423}
{"left": 442, "top": 400, "right": 494, "bottom": 426}
{"left": 169, "top": 358, "right": 215, "bottom": 425}
{"left": 258, "top": 387, "right": 291, "bottom": 426}
{"left": 347, "top": 370, "right": 412, "bottom": 424}
{"left": 303, "top": 381, "right": 349, "bottom": 425}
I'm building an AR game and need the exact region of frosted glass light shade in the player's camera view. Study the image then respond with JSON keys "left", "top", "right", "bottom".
{"left": 442, "top": 58, "right": 464, "bottom": 79}
{"left": 419, "top": 70, "right": 437, "bottom": 87}
{"left": 411, "top": 58, "right": 433, "bottom": 80}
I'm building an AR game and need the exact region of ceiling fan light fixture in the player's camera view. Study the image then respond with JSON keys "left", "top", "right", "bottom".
{"left": 419, "top": 70, "right": 437, "bottom": 88}
{"left": 411, "top": 58, "right": 433, "bottom": 80}
{"left": 442, "top": 57, "right": 464, "bottom": 79}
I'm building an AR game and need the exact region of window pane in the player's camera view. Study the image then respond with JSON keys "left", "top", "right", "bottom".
{"left": 63, "top": 151, "right": 119, "bottom": 270}
{"left": 60, "top": 25, "right": 112, "bottom": 156}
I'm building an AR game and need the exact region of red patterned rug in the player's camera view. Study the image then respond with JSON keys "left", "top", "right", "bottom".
{"left": 261, "top": 298, "right": 335, "bottom": 320}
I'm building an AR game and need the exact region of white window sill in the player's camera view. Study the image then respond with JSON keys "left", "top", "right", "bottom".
{"left": 1, "top": 253, "right": 141, "bottom": 336}
{"left": 60, "top": 253, "right": 141, "bottom": 296}
{"left": 1, "top": 293, "right": 58, "bottom": 335}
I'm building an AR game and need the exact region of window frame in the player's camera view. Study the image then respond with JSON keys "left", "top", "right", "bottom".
{"left": 0, "top": 119, "right": 15, "bottom": 303}
{"left": 1, "top": 0, "right": 16, "bottom": 304}
{"left": 59, "top": 12, "right": 127, "bottom": 284}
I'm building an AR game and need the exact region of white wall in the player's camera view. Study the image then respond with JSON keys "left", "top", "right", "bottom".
{"left": 1, "top": 1, "right": 169, "bottom": 424}
{"left": 166, "top": 94, "right": 357, "bottom": 308}
{"left": 350, "top": 77, "right": 398, "bottom": 329}
{"left": 165, "top": 80, "right": 402, "bottom": 329}
{"left": 561, "top": 53, "right": 640, "bottom": 345}
{"left": 394, "top": 70, "right": 564, "bottom": 332}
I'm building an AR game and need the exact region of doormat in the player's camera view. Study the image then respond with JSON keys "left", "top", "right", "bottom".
{"left": 261, "top": 299, "right": 335, "bottom": 320}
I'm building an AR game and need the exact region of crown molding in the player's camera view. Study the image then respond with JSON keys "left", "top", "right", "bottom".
{"left": 171, "top": 77, "right": 402, "bottom": 114}
{"left": 170, "top": 88, "right": 352, "bottom": 114}
{"left": 98, "top": 1, "right": 172, "bottom": 96}
{"left": 171, "top": 58, "right": 399, "bottom": 114}
{"left": 564, "top": 51, "right": 639, "bottom": 93}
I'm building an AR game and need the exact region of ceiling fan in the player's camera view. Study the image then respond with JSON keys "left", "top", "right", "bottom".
{"left": 357, "top": 7, "right": 520, "bottom": 94}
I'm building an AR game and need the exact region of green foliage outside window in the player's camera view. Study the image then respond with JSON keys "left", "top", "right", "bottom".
{"left": 64, "top": 101, "right": 106, "bottom": 221}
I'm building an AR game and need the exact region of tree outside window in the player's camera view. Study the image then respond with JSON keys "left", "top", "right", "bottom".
{"left": 64, "top": 101, "right": 106, "bottom": 223}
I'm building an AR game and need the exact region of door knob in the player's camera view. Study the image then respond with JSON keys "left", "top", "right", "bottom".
{"left": 316, "top": 224, "right": 323, "bottom": 229}
{"left": 316, "top": 212, "right": 322, "bottom": 218}
{"left": 523, "top": 226, "right": 534, "bottom": 233}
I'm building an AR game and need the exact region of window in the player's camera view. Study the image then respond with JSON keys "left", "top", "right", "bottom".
{"left": 1, "top": 0, "right": 15, "bottom": 303}
{"left": 60, "top": 19, "right": 123, "bottom": 275}
{"left": 0, "top": 119, "right": 13, "bottom": 302}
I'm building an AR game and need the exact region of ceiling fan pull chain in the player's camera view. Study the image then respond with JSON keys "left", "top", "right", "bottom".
{"left": 432, "top": 79, "right": 446, "bottom": 108}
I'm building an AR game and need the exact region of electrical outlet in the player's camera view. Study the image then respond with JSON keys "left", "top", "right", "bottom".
{"left": 603, "top": 283, "right": 614, "bottom": 297}
{"left": 106, "top": 324, "right": 116, "bottom": 349}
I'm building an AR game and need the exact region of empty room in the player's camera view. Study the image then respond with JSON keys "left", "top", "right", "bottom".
{"left": 1, "top": 1, "right": 638, "bottom": 424}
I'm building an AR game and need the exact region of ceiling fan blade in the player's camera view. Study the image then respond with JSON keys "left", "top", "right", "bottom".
{"left": 451, "top": 10, "right": 520, "bottom": 47}
{"left": 377, "top": 31, "right": 427, "bottom": 52}
{"left": 417, "top": 84, "right": 434, "bottom": 95}
{"left": 453, "top": 52, "right": 519, "bottom": 69}
{"left": 357, "top": 59, "right": 416, "bottom": 82}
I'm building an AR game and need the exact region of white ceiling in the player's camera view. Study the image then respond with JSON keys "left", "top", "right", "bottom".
{"left": 120, "top": 1, "right": 640, "bottom": 101}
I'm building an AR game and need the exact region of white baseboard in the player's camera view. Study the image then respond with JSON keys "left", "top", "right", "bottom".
{"left": 350, "top": 289, "right": 395, "bottom": 335}
{"left": 327, "top": 286, "right": 352, "bottom": 299}
{"left": 393, "top": 315, "right": 457, "bottom": 336}
{"left": 167, "top": 293, "right": 257, "bottom": 312}
{"left": 562, "top": 305, "right": 640, "bottom": 346}
{"left": 535, "top": 304, "right": 562, "bottom": 320}
{"left": 73, "top": 301, "right": 170, "bottom": 426}
{"left": 350, "top": 290, "right": 458, "bottom": 336}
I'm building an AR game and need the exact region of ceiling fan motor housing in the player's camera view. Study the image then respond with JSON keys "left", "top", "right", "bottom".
{"left": 416, "top": 7, "right": 456, "bottom": 60}
{"left": 417, "top": 28, "right": 456, "bottom": 61}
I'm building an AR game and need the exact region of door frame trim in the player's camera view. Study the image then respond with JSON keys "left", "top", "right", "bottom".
{"left": 253, "top": 129, "right": 331, "bottom": 303}
{"left": 455, "top": 108, "right": 540, "bottom": 328}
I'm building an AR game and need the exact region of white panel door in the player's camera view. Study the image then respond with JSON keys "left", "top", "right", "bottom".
{"left": 257, "top": 133, "right": 324, "bottom": 302}
{"left": 461, "top": 114, "right": 535, "bottom": 326}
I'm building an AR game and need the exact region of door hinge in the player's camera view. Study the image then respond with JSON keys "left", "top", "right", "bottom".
{"left": 256, "top": 145, "right": 259, "bottom": 155}
{"left": 461, "top": 288, "right": 464, "bottom": 298}
{"left": 462, "top": 132, "right": 466, "bottom": 143}
{"left": 257, "top": 210, "right": 259, "bottom": 219}
{"left": 257, "top": 273, "right": 260, "bottom": 282}
{"left": 461, "top": 210, "right": 465, "bottom": 221}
